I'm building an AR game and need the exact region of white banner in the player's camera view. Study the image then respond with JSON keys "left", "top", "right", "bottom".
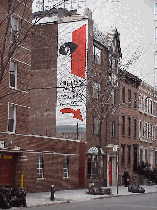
{"left": 56, "top": 20, "right": 88, "bottom": 133}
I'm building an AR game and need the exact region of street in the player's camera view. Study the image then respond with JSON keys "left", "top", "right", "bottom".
{"left": 22, "top": 192, "right": 157, "bottom": 210}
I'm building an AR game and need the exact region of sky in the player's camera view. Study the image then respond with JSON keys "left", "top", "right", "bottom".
{"left": 32, "top": 0, "right": 156, "bottom": 87}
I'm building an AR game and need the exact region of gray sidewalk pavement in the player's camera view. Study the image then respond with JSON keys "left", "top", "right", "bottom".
{"left": 26, "top": 185, "right": 157, "bottom": 208}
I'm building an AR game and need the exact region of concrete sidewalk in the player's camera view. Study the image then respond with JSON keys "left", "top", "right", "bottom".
{"left": 25, "top": 185, "right": 157, "bottom": 208}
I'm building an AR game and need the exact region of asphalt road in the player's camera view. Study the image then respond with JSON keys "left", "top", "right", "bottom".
{"left": 23, "top": 193, "right": 157, "bottom": 210}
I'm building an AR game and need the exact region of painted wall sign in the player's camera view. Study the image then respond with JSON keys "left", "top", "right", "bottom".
{"left": 56, "top": 20, "right": 88, "bottom": 133}
{"left": 3, "top": 155, "right": 12, "bottom": 159}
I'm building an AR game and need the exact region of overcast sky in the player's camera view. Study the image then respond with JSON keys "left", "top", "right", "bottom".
{"left": 33, "top": 0, "right": 156, "bottom": 86}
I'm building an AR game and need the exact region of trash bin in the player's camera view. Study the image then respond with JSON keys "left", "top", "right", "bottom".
{"left": 50, "top": 185, "right": 55, "bottom": 201}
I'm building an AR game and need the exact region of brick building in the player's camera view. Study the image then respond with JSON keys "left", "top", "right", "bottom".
{"left": 0, "top": 1, "right": 157, "bottom": 193}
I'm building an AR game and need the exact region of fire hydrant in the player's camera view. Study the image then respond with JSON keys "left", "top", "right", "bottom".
{"left": 50, "top": 185, "right": 55, "bottom": 201}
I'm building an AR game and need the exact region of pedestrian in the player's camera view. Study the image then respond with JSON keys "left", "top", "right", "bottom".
{"left": 123, "top": 168, "right": 129, "bottom": 187}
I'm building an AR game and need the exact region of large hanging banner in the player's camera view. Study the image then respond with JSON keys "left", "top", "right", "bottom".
{"left": 56, "top": 20, "right": 88, "bottom": 133}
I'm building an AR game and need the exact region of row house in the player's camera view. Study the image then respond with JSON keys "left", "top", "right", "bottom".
{"left": 105, "top": 68, "right": 157, "bottom": 186}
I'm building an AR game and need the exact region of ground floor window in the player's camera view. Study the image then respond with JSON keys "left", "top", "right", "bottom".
{"left": 87, "top": 155, "right": 98, "bottom": 179}
{"left": 37, "top": 155, "right": 44, "bottom": 179}
{"left": 155, "top": 151, "right": 157, "bottom": 166}
{"left": 63, "top": 156, "right": 69, "bottom": 178}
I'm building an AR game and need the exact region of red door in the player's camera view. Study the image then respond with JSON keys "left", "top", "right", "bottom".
{"left": 109, "top": 157, "right": 112, "bottom": 186}
{"left": 0, "top": 153, "right": 16, "bottom": 188}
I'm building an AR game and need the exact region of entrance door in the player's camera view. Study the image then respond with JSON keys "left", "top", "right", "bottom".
{"left": 133, "top": 148, "right": 137, "bottom": 172}
{"left": 109, "top": 157, "right": 112, "bottom": 186}
{"left": 0, "top": 154, "right": 16, "bottom": 188}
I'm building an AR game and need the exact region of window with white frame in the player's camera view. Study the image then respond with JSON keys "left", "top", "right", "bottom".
{"left": 139, "top": 120, "right": 142, "bottom": 138}
{"left": 155, "top": 27, "right": 157, "bottom": 44}
{"left": 151, "top": 124, "right": 153, "bottom": 141}
{"left": 155, "top": 52, "right": 157, "bottom": 68}
{"left": 155, "top": 3, "right": 157, "bottom": 20}
{"left": 37, "top": 154, "right": 44, "bottom": 179}
{"left": 9, "top": 61, "right": 17, "bottom": 89}
{"left": 92, "top": 82, "right": 100, "bottom": 99}
{"left": 145, "top": 122, "right": 148, "bottom": 140}
{"left": 93, "top": 117, "right": 100, "bottom": 134}
{"left": 150, "top": 99, "right": 153, "bottom": 114}
{"left": 154, "top": 101, "right": 157, "bottom": 117}
{"left": 8, "top": 103, "right": 16, "bottom": 133}
{"left": 145, "top": 97, "right": 147, "bottom": 113}
{"left": 63, "top": 156, "right": 69, "bottom": 178}
{"left": 93, "top": 45, "right": 101, "bottom": 64}
{"left": 11, "top": 16, "right": 19, "bottom": 42}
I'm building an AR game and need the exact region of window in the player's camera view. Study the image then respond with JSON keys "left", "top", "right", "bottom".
{"left": 134, "top": 119, "right": 136, "bottom": 137}
{"left": 139, "top": 120, "right": 142, "bottom": 138}
{"left": 155, "top": 27, "right": 157, "bottom": 44}
{"left": 122, "top": 115, "right": 125, "bottom": 135}
{"left": 150, "top": 100, "right": 153, "bottom": 114}
{"left": 122, "top": 87, "right": 125, "bottom": 104}
{"left": 155, "top": 3, "right": 157, "bottom": 20}
{"left": 121, "top": 145, "right": 125, "bottom": 165}
{"left": 93, "top": 45, "right": 101, "bottom": 64}
{"left": 111, "top": 89, "right": 116, "bottom": 105}
{"left": 151, "top": 124, "right": 153, "bottom": 141}
{"left": 148, "top": 123, "right": 151, "bottom": 140}
{"left": 128, "top": 89, "right": 131, "bottom": 106}
{"left": 127, "top": 146, "right": 131, "bottom": 164}
{"left": 63, "top": 156, "right": 69, "bottom": 178}
{"left": 11, "top": 16, "right": 19, "bottom": 42}
{"left": 145, "top": 149, "right": 148, "bottom": 163}
{"left": 155, "top": 151, "right": 157, "bottom": 166}
{"left": 9, "top": 62, "right": 17, "bottom": 89}
{"left": 87, "top": 155, "right": 98, "bottom": 179}
{"left": 112, "top": 121, "right": 115, "bottom": 137}
{"left": 139, "top": 94, "right": 142, "bottom": 111}
{"left": 154, "top": 101, "right": 157, "bottom": 117}
{"left": 37, "top": 155, "right": 44, "bottom": 179}
{"left": 8, "top": 103, "right": 16, "bottom": 133}
{"left": 140, "top": 148, "right": 143, "bottom": 164}
{"left": 134, "top": 92, "right": 137, "bottom": 108}
{"left": 145, "top": 122, "right": 148, "bottom": 140}
{"left": 93, "top": 117, "right": 100, "bottom": 134}
{"left": 155, "top": 52, "right": 157, "bottom": 68}
{"left": 93, "top": 82, "right": 100, "bottom": 99}
{"left": 145, "top": 97, "right": 147, "bottom": 113}
{"left": 128, "top": 117, "right": 131, "bottom": 137}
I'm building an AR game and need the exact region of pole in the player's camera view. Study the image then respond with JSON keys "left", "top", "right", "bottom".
{"left": 21, "top": 174, "right": 24, "bottom": 188}
{"left": 77, "top": 123, "right": 78, "bottom": 139}
{"left": 116, "top": 150, "right": 118, "bottom": 194}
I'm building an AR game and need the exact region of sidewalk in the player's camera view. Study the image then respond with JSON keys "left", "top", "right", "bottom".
{"left": 26, "top": 185, "right": 157, "bottom": 208}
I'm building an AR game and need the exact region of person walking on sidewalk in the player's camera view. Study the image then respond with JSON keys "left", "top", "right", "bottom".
{"left": 123, "top": 168, "right": 130, "bottom": 187}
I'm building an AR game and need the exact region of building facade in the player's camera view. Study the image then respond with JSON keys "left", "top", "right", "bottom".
{"left": 1, "top": 1, "right": 157, "bottom": 193}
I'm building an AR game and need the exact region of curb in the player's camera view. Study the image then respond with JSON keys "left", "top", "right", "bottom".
{"left": 25, "top": 190, "right": 157, "bottom": 208}
{"left": 27, "top": 201, "right": 69, "bottom": 208}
